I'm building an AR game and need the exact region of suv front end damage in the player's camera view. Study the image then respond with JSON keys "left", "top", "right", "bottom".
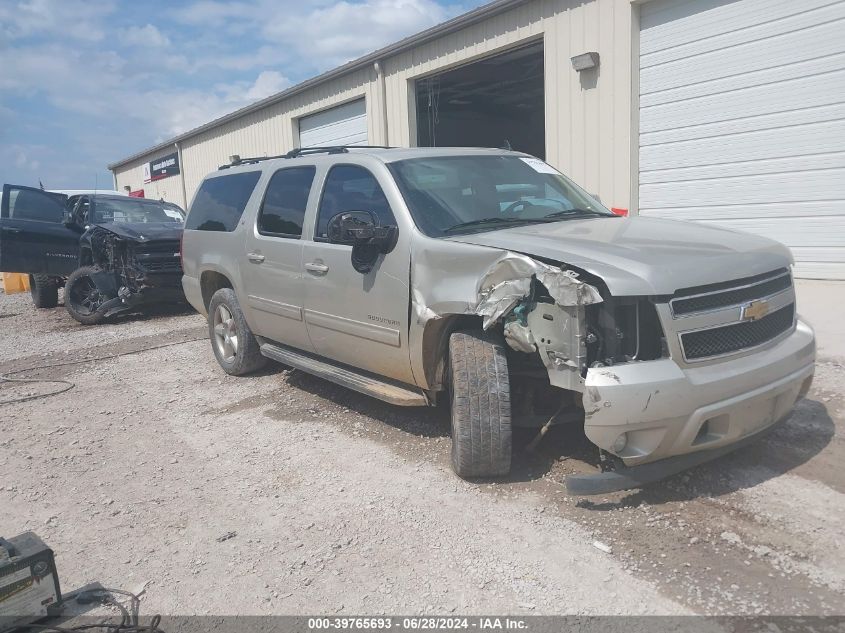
{"left": 77, "top": 226, "right": 185, "bottom": 319}
{"left": 570, "top": 269, "right": 815, "bottom": 494}
{"left": 473, "top": 253, "right": 603, "bottom": 393}
{"left": 462, "top": 253, "right": 815, "bottom": 494}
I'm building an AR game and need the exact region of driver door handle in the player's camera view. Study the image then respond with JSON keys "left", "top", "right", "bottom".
{"left": 304, "top": 262, "right": 329, "bottom": 275}
{"left": 1, "top": 227, "right": 22, "bottom": 234}
{"left": 247, "top": 252, "right": 265, "bottom": 263}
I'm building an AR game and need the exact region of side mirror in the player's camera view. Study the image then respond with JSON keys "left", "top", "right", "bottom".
{"left": 327, "top": 211, "right": 398, "bottom": 274}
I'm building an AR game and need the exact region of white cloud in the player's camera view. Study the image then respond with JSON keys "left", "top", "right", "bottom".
{"left": 119, "top": 70, "right": 292, "bottom": 137}
{"left": 121, "top": 24, "right": 171, "bottom": 48}
{"left": 9, "top": 147, "right": 44, "bottom": 173}
{"left": 244, "top": 70, "right": 291, "bottom": 101}
{"left": 0, "top": 0, "right": 478, "bottom": 187}
{"left": 171, "top": 0, "right": 253, "bottom": 27}
{"left": 263, "top": 0, "right": 456, "bottom": 68}
{"left": 171, "top": 0, "right": 466, "bottom": 71}
{"left": 0, "top": 44, "right": 125, "bottom": 115}
{"left": 0, "top": 0, "right": 115, "bottom": 41}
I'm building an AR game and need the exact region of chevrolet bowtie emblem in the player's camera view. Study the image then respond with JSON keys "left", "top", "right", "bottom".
{"left": 741, "top": 299, "right": 770, "bottom": 322}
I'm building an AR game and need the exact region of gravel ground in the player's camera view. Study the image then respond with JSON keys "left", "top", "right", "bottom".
{"left": 1, "top": 290, "right": 843, "bottom": 618}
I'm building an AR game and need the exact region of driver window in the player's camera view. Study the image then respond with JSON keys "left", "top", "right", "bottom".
{"left": 315, "top": 165, "right": 395, "bottom": 240}
{"left": 6, "top": 189, "right": 65, "bottom": 222}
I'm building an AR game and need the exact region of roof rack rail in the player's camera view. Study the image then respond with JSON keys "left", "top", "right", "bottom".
{"left": 218, "top": 145, "right": 393, "bottom": 169}
{"left": 284, "top": 145, "right": 393, "bottom": 159}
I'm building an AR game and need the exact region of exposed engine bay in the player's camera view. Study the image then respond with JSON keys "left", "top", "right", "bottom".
{"left": 463, "top": 253, "right": 669, "bottom": 435}
{"left": 66, "top": 225, "right": 185, "bottom": 324}
{"left": 473, "top": 253, "right": 667, "bottom": 393}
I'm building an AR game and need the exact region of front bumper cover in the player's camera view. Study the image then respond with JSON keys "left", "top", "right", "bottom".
{"left": 569, "top": 319, "right": 815, "bottom": 494}
{"left": 566, "top": 415, "right": 788, "bottom": 495}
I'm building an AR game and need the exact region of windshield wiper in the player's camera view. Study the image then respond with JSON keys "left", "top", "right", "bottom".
{"left": 542, "top": 208, "right": 615, "bottom": 220}
{"left": 443, "top": 216, "right": 553, "bottom": 234}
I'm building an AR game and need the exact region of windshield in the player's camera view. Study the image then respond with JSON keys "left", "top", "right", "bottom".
{"left": 93, "top": 198, "right": 185, "bottom": 224}
{"left": 387, "top": 155, "right": 616, "bottom": 237}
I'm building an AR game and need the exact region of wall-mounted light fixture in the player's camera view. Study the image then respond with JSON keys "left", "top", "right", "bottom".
{"left": 571, "top": 52, "right": 600, "bottom": 72}
{"left": 123, "top": 185, "right": 131, "bottom": 192}
{"left": 229, "top": 154, "right": 242, "bottom": 165}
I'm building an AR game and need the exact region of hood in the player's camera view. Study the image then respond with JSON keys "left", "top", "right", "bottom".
{"left": 92, "top": 222, "right": 183, "bottom": 242}
{"left": 446, "top": 216, "right": 793, "bottom": 296}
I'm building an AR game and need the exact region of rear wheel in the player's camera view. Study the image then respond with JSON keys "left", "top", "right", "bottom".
{"left": 448, "top": 330, "right": 512, "bottom": 478}
{"left": 65, "top": 266, "right": 107, "bottom": 325}
{"left": 208, "top": 288, "right": 267, "bottom": 376}
{"left": 29, "top": 274, "right": 58, "bottom": 309}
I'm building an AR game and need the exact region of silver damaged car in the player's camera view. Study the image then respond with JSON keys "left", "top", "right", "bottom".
{"left": 180, "top": 147, "right": 816, "bottom": 494}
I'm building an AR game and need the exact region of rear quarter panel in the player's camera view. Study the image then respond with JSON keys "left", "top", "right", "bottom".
{"left": 181, "top": 168, "right": 269, "bottom": 322}
{"left": 181, "top": 228, "right": 248, "bottom": 317}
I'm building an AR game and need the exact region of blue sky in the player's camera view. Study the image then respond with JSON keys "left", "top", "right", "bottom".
{"left": 0, "top": 0, "right": 481, "bottom": 190}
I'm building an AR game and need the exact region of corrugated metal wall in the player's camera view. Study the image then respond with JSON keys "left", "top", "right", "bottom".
{"left": 383, "top": 0, "right": 632, "bottom": 210}
{"left": 179, "top": 66, "right": 379, "bottom": 202}
{"left": 638, "top": 0, "right": 845, "bottom": 280}
{"left": 114, "top": 0, "right": 634, "bottom": 211}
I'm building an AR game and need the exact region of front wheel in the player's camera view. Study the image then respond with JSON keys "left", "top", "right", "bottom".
{"left": 208, "top": 288, "right": 267, "bottom": 376}
{"left": 448, "top": 330, "right": 512, "bottom": 478}
{"left": 65, "top": 266, "right": 107, "bottom": 325}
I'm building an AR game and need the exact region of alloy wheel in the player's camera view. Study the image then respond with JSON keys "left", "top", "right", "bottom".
{"left": 213, "top": 304, "right": 239, "bottom": 363}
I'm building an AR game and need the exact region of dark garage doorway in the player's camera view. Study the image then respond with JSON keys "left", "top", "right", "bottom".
{"left": 416, "top": 41, "right": 545, "bottom": 159}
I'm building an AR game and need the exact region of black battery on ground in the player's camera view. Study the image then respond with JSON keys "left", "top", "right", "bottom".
{"left": 0, "top": 532, "right": 62, "bottom": 630}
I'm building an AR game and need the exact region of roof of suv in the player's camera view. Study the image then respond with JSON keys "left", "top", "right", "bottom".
{"left": 349, "top": 146, "right": 527, "bottom": 162}
{"left": 213, "top": 146, "right": 531, "bottom": 176}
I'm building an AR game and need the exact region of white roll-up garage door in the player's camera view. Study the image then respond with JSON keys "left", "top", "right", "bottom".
{"left": 299, "top": 99, "right": 367, "bottom": 149}
{"left": 638, "top": 0, "right": 845, "bottom": 279}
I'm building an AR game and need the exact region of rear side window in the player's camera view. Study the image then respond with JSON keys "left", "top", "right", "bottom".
{"left": 257, "top": 167, "right": 315, "bottom": 238}
{"left": 315, "top": 165, "right": 396, "bottom": 240}
{"left": 186, "top": 171, "right": 261, "bottom": 231}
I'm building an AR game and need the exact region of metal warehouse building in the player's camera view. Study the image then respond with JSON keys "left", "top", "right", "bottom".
{"left": 108, "top": 0, "right": 845, "bottom": 279}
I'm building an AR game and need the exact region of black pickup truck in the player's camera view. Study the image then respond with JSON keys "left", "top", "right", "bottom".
{"left": 0, "top": 185, "right": 186, "bottom": 325}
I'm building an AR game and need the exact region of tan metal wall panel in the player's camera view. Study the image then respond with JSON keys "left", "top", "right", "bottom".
{"left": 113, "top": 0, "right": 635, "bottom": 212}
{"left": 383, "top": 0, "right": 633, "bottom": 210}
{"left": 179, "top": 66, "right": 379, "bottom": 201}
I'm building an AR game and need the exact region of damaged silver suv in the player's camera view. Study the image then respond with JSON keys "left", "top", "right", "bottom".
{"left": 181, "top": 147, "right": 815, "bottom": 494}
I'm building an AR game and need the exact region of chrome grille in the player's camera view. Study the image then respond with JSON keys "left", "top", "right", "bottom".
{"left": 666, "top": 268, "right": 796, "bottom": 362}
{"left": 681, "top": 304, "right": 795, "bottom": 360}
{"left": 135, "top": 240, "right": 180, "bottom": 254}
{"left": 671, "top": 268, "right": 791, "bottom": 316}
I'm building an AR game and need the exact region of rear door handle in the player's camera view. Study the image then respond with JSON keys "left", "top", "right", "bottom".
{"left": 247, "top": 252, "right": 265, "bottom": 263}
{"left": 304, "top": 262, "right": 329, "bottom": 274}
{"left": 1, "top": 227, "right": 22, "bottom": 234}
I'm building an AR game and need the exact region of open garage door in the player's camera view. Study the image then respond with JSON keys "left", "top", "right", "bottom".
{"left": 416, "top": 42, "right": 545, "bottom": 159}
{"left": 299, "top": 99, "right": 367, "bottom": 148}
{"left": 638, "top": 0, "right": 845, "bottom": 280}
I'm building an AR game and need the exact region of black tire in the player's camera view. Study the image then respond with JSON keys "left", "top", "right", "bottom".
{"left": 448, "top": 330, "right": 512, "bottom": 478}
{"left": 208, "top": 288, "right": 267, "bottom": 376}
{"left": 29, "top": 274, "right": 58, "bottom": 309}
{"left": 65, "top": 266, "right": 107, "bottom": 325}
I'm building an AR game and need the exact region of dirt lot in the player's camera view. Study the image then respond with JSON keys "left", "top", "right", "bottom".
{"left": 1, "top": 289, "right": 843, "bottom": 617}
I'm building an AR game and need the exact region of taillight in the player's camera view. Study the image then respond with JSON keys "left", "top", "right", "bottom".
{"left": 611, "top": 208, "right": 629, "bottom": 217}
{"left": 179, "top": 232, "right": 184, "bottom": 270}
